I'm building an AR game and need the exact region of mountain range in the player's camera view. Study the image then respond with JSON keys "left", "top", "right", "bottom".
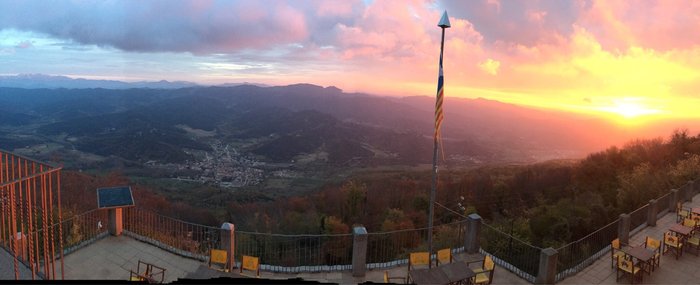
{"left": 1, "top": 79, "right": 698, "bottom": 169}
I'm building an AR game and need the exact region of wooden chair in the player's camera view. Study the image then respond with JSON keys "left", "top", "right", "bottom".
{"left": 129, "top": 260, "right": 166, "bottom": 283}
{"left": 642, "top": 236, "right": 661, "bottom": 271}
{"left": 435, "top": 248, "right": 453, "bottom": 266}
{"left": 677, "top": 202, "right": 690, "bottom": 223}
{"left": 616, "top": 255, "right": 642, "bottom": 284}
{"left": 683, "top": 218, "right": 696, "bottom": 229}
{"left": 208, "top": 249, "right": 229, "bottom": 272}
{"left": 467, "top": 255, "right": 495, "bottom": 285}
{"left": 663, "top": 232, "right": 683, "bottom": 259}
{"left": 691, "top": 213, "right": 700, "bottom": 231}
{"left": 611, "top": 238, "right": 625, "bottom": 268}
{"left": 240, "top": 255, "right": 260, "bottom": 278}
{"left": 687, "top": 232, "right": 700, "bottom": 256}
{"left": 407, "top": 252, "right": 430, "bottom": 282}
{"left": 383, "top": 271, "right": 406, "bottom": 284}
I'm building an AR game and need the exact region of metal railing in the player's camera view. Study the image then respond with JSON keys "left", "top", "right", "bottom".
{"left": 656, "top": 191, "right": 671, "bottom": 218}
{"left": 480, "top": 222, "right": 539, "bottom": 283}
{"left": 629, "top": 203, "right": 649, "bottom": 234}
{"left": 122, "top": 207, "right": 221, "bottom": 261}
{"left": 0, "top": 150, "right": 64, "bottom": 280}
{"left": 235, "top": 231, "right": 353, "bottom": 273}
{"left": 48, "top": 208, "right": 109, "bottom": 256}
{"left": 366, "top": 219, "right": 467, "bottom": 269}
{"left": 554, "top": 219, "right": 619, "bottom": 281}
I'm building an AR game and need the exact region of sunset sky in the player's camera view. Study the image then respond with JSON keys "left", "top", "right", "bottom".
{"left": 1, "top": 0, "right": 699, "bottom": 123}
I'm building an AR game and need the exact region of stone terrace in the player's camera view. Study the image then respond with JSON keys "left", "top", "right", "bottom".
{"left": 1, "top": 233, "right": 529, "bottom": 284}
{"left": 560, "top": 194, "right": 700, "bottom": 284}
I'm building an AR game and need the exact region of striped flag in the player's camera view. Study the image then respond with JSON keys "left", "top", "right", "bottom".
{"left": 434, "top": 55, "right": 445, "bottom": 140}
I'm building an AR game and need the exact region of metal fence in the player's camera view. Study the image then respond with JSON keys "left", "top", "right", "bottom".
{"left": 235, "top": 231, "right": 353, "bottom": 273}
{"left": 366, "top": 219, "right": 467, "bottom": 269}
{"left": 629, "top": 203, "right": 649, "bottom": 234}
{"left": 554, "top": 219, "right": 618, "bottom": 281}
{"left": 0, "top": 150, "right": 64, "bottom": 280}
{"left": 656, "top": 191, "right": 671, "bottom": 219}
{"left": 122, "top": 207, "right": 221, "bottom": 261}
{"left": 480, "top": 222, "right": 539, "bottom": 283}
{"left": 51, "top": 208, "right": 109, "bottom": 255}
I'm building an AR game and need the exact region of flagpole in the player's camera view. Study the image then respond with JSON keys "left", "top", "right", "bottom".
{"left": 428, "top": 11, "right": 450, "bottom": 268}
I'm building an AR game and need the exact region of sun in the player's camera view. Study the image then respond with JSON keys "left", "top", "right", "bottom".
{"left": 597, "top": 98, "right": 662, "bottom": 123}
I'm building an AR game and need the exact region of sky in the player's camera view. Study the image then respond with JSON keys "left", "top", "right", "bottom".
{"left": 1, "top": 0, "right": 700, "bottom": 124}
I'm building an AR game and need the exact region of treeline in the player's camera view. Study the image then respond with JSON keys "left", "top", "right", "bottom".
{"left": 58, "top": 130, "right": 700, "bottom": 250}
{"left": 223, "top": 130, "right": 700, "bottom": 248}
{"left": 60, "top": 170, "right": 218, "bottom": 226}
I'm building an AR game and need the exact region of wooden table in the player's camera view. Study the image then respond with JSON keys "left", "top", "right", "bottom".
{"left": 623, "top": 246, "right": 655, "bottom": 275}
{"left": 692, "top": 207, "right": 700, "bottom": 215}
{"left": 409, "top": 262, "right": 475, "bottom": 285}
{"left": 669, "top": 224, "right": 693, "bottom": 238}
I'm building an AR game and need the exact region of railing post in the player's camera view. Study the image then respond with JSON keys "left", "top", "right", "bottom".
{"left": 466, "top": 214, "right": 482, "bottom": 254}
{"left": 108, "top": 208, "right": 123, "bottom": 236}
{"left": 647, "top": 199, "right": 658, "bottom": 227}
{"left": 670, "top": 189, "right": 679, "bottom": 212}
{"left": 221, "top": 223, "right": 235, "bottom": 272}
{"left": 687, "top": 181, "right": 695, "bottom": 201}
{"left": 618, "top": 214, "right": 631, "bottom": 245}
{"left": 535, "top": 247, "right": 558, "bottom": 285}
{"left": 352, "top": 226, "right": 368, "bottom": 277}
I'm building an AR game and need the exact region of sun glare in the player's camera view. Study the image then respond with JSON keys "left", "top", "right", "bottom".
{"left": 596, "top": 98, "right": 662, "bottom": 124}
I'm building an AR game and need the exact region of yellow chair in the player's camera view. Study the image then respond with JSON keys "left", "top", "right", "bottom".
{"left": 663, "top": 232, "right": 683, "bottom": 259}
{"left": 611, "top": 238, "right": 625, "bottom": 268}
{"left": 616, "top": 255, "right": 642, "bottom": 284}
{"left": 677, "top": 202, "right": 690, "bottom": 223}
{"left": 208, "top": 249, "right": 229, "bottom": 272}
{"left": 683, "top": 218, "right": 696, "bottom": 229}
{"left": 643, "top": 236, "right": 661, "bottom": 271}
{"left": 407, "top": 252, "right": 430, "bottom": 282}
{"left": 240, "top": 255, "right": 260, "bottom": 278}
{"left": 436, "top": 248, "right": 453, "bottom": 266}
{"left": 383, "top": 270, "right": 406, "bottom": 284}
{"left": 467, "top": 255, "right": 495, "bottom": 285}
{"left": 687, "top": 233, "right": 700, "bottom": 256}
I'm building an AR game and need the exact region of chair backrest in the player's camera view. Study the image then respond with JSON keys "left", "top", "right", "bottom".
{"left": 241, "top": 255, "right": 260, "bottom": 277}
{"left": 409, "top": 252, "right": 430, "bottom": 268}
{"left": 665, "top": 232, "right": 679, "bottom": 247}
{"left": 683, "top": 218, "right": 696, "bottom": 228}
{"left": 692, "top": 213, "right": 700, "bottom": 223}
{"left": 645, "top": 237, "right": 660, "bottom": 250}
{"left": 484, "top": 255, "right": 495, "bottom": 271}
{"left": 210, "top": 249, "right": 227, "bottom": 265}
{"left": 437, "top": 248, "right": 452, "bottom": 265}
{"left": 383, "top": 271, "right": 389, "bottom": 283}
{"left": 617, "top": 255, "right": 633, "bottom": 272}
{"left": 611, "top": 238, "right": 620, "bottom": 250}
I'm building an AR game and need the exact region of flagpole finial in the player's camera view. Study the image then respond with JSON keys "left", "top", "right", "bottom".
{"left": 438, "top": 10, "right": 451, "bottom": 28}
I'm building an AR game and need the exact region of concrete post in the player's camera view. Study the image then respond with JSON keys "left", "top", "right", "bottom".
{"left": 535, "top": 247, "right": 558, "bottom": 285}
{"left": 688, "top": 181, "right": 695, "bottom": 201}
{"left": 352, "top": 226, "right": 368, "bottom": 277}
{"left": 221, "top": 223, "right": 235, "bottom": 272}
{"left": 618, "top": 214, "right": 631, "bottom": 245}
{"left": 108, "top": 208, "right": 123, "bottom": 236}
{"left": 670, "top": 189, "right": 679, "bottom": 213}
{"left": 466, "top": 214, "right": 482, "bottom": 254}
{"left": 647, "top": 199, "right": 658, "bottom": 227}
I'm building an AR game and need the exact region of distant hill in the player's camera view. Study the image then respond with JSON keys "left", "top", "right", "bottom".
{"left": 0, "top": 74, "right": 199, "bottom": 89}
{"left": 3, "top": 83, "right": 698, "bottom": 166}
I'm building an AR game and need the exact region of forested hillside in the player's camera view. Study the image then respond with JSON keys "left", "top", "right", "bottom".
{"left": 59, "top": 130, "right": 700, "bottom": 247}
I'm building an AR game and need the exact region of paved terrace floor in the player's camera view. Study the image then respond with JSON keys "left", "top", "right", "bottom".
{"left": 2, "top": 233, "right": 529, "bottom": 284}
{"left": 560, "top": 194, "right": 700, "bottom": 284}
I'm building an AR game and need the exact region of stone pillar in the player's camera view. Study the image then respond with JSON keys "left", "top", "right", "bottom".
{"left": 466, "top": 214, "right": 482, "bottom": 254}
{"left": 108, "top": 208, "right": 123, "bottom": 236}
{"left": 352, "top": 226, "right": 368, "bottom": 277}
{"left": 688, "top": 181, "right": 695, "bottom": 201}
{"left": 221, "top": 223, "right": 235, "bottom": 272}
{"left": 647, "top": 199, "right": 658, "bottom": 227}
{"left": 618, "top": 214, "right": 631, "bottom": 245}
{"left": 535, "top": 247, "right": 558, "bottom": 285}
{"left": 670, "top": 189, "right": 679, "bottom": 212}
